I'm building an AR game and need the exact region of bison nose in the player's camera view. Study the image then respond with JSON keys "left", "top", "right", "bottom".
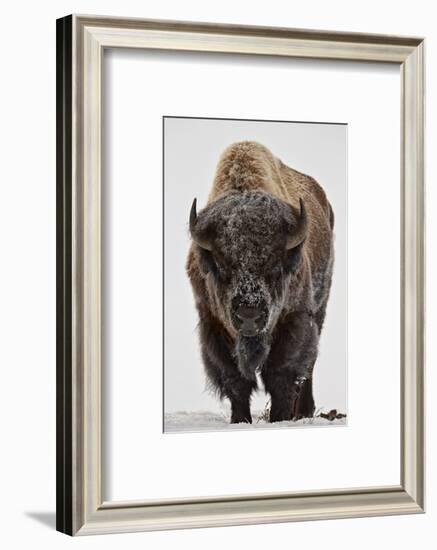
{"left": 235, "top": 306, "right": 263, "bottom": 336}
{"left": 236, "top": 306, "right": 262, "bottom": 322}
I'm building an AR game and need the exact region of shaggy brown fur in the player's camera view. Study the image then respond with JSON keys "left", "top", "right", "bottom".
{"left": 186, "top": 141, "right": 334, "bottom": 423}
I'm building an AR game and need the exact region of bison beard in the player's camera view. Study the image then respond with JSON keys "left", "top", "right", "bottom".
{"left": 186, "top": 141, "right": 335, "bottom": 424}
{"left": 236, "top": 334, "right": 270, "bottom": 381}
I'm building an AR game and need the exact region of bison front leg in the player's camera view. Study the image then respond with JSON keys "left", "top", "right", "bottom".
{"left": 227, "top": 377, "right": 255, "bottom": 424}
{"left": 266, "top": 373, "right": 315, "bottom": 422}
{"left": 262, "top": 312, "right": 318, "bottom": 423}
{"left": 203, "top": 354, "right": 255, "bottom": 424}
{"left": 293, "top": 375, "right": 315, "bottom": 420}
{"left": 198, "top": 313, "right": 256, "bottom": 424}
{"left": 263, "top": 370, "right": 300, "bottom": 422}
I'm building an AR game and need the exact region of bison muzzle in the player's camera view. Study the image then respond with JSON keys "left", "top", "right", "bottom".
{"left": 186, "top": 141, "right": 334, "bottom": 424}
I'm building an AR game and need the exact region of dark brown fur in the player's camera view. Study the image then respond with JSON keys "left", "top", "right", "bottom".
{"left": 186, "top": 141, "right": 334, "bottom": 423}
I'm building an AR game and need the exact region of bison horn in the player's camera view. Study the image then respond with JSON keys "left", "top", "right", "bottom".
{"left": 189, "top": 198, "right": 213, "bottom": 251}
{"left": 286, "top": 198, "right": 308, "bottom": 250}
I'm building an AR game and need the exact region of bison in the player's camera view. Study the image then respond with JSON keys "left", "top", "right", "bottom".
{"left": 186, "top": 141, "right": 334, "bottom": 423}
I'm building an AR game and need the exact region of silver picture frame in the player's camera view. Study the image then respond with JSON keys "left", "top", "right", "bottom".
{"left": 56, "top": 14, "right": 425, "bottom": 535}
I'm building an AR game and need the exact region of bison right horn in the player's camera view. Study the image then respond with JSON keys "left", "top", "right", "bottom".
{"left": 286, "top": 198, "right": 308, "bottom": 250}
{"left": 189, "top": 198, "right": 213, "bottom": 251}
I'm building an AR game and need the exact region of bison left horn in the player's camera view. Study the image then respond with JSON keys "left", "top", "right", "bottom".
{"left": 286, "top": 198, "right": 308, "bottom": 250}
{"left": 189, "top": 198, "right": 213, "bottom": 251}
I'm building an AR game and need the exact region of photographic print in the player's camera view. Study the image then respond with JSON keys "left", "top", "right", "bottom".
{"left": 164, "top": 117, "right": 347, "bottom": 432}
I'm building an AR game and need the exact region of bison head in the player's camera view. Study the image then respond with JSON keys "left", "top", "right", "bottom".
{"left": 189, "top": 190, "right": 307, "bottom": 380}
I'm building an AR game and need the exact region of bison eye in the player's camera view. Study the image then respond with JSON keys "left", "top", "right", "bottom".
{"left": 198, "top": 247, "right": 219, "bottom": 278}
{"left": 267, "top": 263, "right": 281, "bottom": 281}
{"left": 284, "top": 243, "right": 303, "bottom": 274}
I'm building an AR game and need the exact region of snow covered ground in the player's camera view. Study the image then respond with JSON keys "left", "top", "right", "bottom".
{"left": 164, "top": 409, "right": 347, "bottom": 433}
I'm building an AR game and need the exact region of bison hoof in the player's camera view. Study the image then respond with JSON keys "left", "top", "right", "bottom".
{"left": 293, "top": 403, "right": 315, "bottom": 420}
{"left": 230, "top": 412, "right": 252, "bottom": 424}
{"left": 269, "top": 411, "right": 293, "bottom": 423}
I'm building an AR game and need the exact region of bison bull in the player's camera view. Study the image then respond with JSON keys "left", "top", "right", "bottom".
{"left": 186, "top": 141, "right": 334, "bottom": 423}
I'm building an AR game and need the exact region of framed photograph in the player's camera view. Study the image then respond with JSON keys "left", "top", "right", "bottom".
{"left": 56, "top": 14, "right": 425, "bottom": 535}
